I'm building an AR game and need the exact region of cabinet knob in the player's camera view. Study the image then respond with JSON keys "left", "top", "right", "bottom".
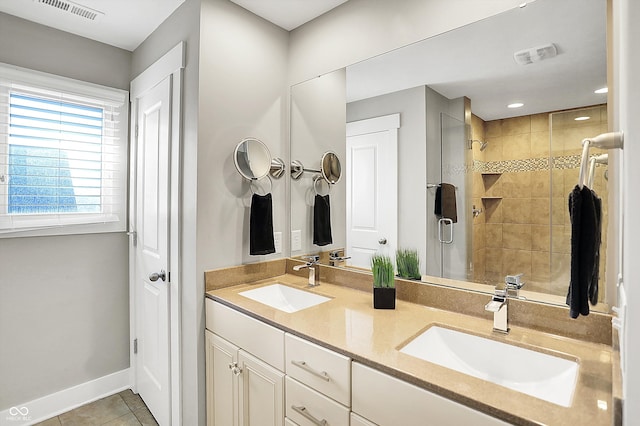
{"left": 228, "top": 361, "right": 242, "bottom": 376}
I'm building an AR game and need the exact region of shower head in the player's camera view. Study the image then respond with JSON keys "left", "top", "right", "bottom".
{"left": 469, "top": 139, "right": 488, "bottom": 151}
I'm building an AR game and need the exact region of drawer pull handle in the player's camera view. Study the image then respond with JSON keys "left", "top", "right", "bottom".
{"left": 292, "top": 405, "right": 328, "bottom": 426}
{"left": 291, "top": 360, "right": 331, "bottom": 381}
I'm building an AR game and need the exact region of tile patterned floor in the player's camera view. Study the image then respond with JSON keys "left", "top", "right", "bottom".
{"left": 34, "top": 390, "right": 158, "bottom": 426}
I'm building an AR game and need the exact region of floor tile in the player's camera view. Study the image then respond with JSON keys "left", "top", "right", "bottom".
{"left": 58, "top": 395, "right": 130, "bottom": 425}
{"left": 118, "top": 390, "right": 146, "bottom": 412}
{"left": 103, "top": 412, "right": 142, "bottom": 426}
{"left": 132, "top": 408, "right": 158, "bottom": 426}
{"left": 34, "top": 417, "right": 62, "bottom": 426}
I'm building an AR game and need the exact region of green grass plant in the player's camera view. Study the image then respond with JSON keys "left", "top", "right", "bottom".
{"left": 396, "top": 248, "right": 421, "bottom": 280}
{"left": 371, "top": 254, "right": 395, "bottom": 288}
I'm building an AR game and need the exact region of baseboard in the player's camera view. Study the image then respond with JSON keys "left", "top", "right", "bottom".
{"left": 0, "top": 368, "right": 131, "bottom": 426}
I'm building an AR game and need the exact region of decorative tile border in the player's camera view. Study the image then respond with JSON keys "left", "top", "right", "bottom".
{"left": 473, "top": 155, "right": 582, "bottom": 173}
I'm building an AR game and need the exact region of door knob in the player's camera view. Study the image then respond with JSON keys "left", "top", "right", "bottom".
{"left": 378, "top": 238, "right": 387, "bottom": 245}
{"left": 149, "top": 270, "right": 166, "bottom": 282}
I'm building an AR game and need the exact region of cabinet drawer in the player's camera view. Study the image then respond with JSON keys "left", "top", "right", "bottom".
{"left": 285, "top": 377, "right": 350, "bottom": 426}
{"left": 206, "top": 299, "right": 285, "bottom": 371}
{"left": 285, "top": 333, "right": 351, "bottom": 406}
{"left": 352, "top": 363, "right": 509, "bottom": 426}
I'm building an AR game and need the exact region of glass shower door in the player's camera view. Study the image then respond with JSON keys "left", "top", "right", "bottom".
{"left": 439, "top": 112, "right": 472, "bottom": 281}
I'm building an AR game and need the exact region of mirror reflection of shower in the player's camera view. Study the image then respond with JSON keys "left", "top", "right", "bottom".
{"left": 468, "top": 139, "right": 488, "bottom": 151}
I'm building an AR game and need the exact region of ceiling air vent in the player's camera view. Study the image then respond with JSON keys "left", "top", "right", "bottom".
{"left": 34, "top": 0, "right": 104, "bottom": 21}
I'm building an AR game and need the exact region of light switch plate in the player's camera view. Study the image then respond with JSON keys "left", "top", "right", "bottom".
{"left": 273, "top": 232, "right": 282, "bottom": 254}
{"left": 291, "top": 230, "right": 302, "bottom": 252}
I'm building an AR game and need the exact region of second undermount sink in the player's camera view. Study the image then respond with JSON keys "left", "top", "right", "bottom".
{"left": 400, "top": 326, "right": 579, "bottom": 407}
{"left": 238, "top": 284, "right": 331, "bottom": 313}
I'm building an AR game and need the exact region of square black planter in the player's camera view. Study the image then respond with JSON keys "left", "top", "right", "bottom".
{"left": 373, "top": 287, "right": 396, "bottom": 309}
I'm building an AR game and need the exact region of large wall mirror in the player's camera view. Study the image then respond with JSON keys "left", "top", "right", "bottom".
{"left": 290, "top": 0, "right": 613, "bottom": 311}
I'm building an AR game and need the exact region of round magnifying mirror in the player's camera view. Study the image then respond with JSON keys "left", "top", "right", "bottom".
{"left": 234, "top": 138, "right": 272, "bottom": 180}
{"left": 321, "top": 151, "right": 341, "bottom": 184}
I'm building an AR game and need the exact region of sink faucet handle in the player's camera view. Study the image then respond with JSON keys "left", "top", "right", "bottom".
{"left": 505, "top": 273, "right": 524, "bottom": 289}
{"left": 304, "top": 255, "right": 320, "bottom": 264}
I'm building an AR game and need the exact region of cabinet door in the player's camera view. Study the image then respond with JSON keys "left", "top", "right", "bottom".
{"left": 238, "top": 349, "right": 285, "bottom": 426}
{"left": 351, "top": 412, "right": 378, "bottom": 426}
{"left": 206, "top": 331, "right": 239, "bottom": 426}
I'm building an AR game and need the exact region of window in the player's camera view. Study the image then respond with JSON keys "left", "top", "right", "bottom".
{"left": 0, "top": 63, "right": 128, "bottom": 236}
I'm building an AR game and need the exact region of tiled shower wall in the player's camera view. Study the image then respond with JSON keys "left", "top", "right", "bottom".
{"left": 470, "top": 106, "right": 608, "bottom": 300}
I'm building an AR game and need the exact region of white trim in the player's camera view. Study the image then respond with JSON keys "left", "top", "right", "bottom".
{"left": 130, "top": 42, "right": 185, "bottom": 97}
{"left": 129, "top": 41, "right": 184, "bottom": 426}
{"left": 347, "top": 113, "right": 400, "bottom": 137}
{"left": 0, "top": 369, "right": 130, "bottom": 426}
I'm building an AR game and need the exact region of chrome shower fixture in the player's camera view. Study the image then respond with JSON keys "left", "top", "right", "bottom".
{"left": 468, "top": 139, "right": 488, "bottom": 151}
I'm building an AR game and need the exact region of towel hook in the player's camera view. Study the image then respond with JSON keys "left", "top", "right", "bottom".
{"left": 578, "top": 132, "right": 623, "bottom": 189}
{"left": 250, "top": 176, "right": 272, "bottom": 196}
{"left": 313, "top": 175, "right": 330, "bottom": 196}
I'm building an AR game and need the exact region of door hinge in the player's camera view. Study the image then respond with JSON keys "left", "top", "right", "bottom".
{"left": 127, "top": 231, "right": 137, "bottom": 246}
{"left": 133, "top": 338, "right": 138, "bottom": 354}
{"left": 135, "top": 124, "right": 139, "bottom": 139}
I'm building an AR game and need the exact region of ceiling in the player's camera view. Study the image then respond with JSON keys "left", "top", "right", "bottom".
{"left": 346, "top": 0, "right": 607, "bottom": 120}
{"left": 0, "top": 0, "right": 347, "bottom": 51}
{"left": 0, "top": 0, "right": 606, "bottom": 120}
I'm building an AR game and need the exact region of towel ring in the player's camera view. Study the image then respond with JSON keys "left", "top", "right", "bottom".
{"left": 313, "top": 175, "right": 330, "bottom": 196}
{"left": 250, "top": 176, "right": 272, "bottom": 196}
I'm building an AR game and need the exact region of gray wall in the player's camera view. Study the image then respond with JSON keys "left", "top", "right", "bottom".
{"left": 291, "top": 70, "right": 347, "bottom": 256}
{"left": 0, "top": 13, "right": 132, "bottom": 410}
{"left": 288, "top": 0, "right": 517, "bottom": 85}
{"left": 131, "top": 0, "right": 202, "bottom": 424}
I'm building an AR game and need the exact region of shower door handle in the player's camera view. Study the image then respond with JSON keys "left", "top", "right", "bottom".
{"left": 438, "top": 218, "right": 454, "bottom": 244}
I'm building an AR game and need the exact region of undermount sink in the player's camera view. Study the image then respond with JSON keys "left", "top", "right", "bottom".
{"left": 399, "top": 326, "right": 579, "bottom": 407}
{"left": 238, "top": 284, "right": 331, "bottom": 313}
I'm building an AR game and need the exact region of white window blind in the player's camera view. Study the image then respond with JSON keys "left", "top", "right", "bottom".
{"left": 0, "top": 63, "right": 128, "bottom": 236}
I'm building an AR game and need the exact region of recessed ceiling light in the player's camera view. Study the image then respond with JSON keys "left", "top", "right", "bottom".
{"left": 575, "top": 116, "right": 591, "bottom": 121}
{"left": 595, "top": 87, "right": 608, "bottom": 94}
{"left": 507, "top": 103, "right": 524, "bottom": 109}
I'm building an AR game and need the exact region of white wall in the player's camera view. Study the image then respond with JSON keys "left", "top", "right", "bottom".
{"left": 0, "top": 13, "right": 131, "bottom": 411}
{"left": 615, "top": 0, "right": 640, "bottom": 423}
{"left": 347, "top": 86, "right": 428, "bottom": 272}
{"left": 291, "top": 70, "right": 347, "bottom": 256}
{"left": 131, "top": 0, "right": 202, "bottom": 424}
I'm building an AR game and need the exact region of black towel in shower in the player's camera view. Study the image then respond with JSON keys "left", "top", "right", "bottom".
{"left": 566, "top": 185, "right": 602, "bottom": 318}
{"left": 434, "top": 183, "right": 458, "bottom": 223}
{"left": 250, "top": 193, "right": 275, "bottom": 255}
{"left": 313, "top": 194, "right": 333, "bottom": 246}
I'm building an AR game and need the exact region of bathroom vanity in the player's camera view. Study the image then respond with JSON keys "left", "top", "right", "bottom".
{"left": 204, "top": 260, "right": 615, "bottom": 426}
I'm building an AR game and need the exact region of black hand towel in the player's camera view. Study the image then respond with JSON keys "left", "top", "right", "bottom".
{"left": 313, "top": 194, "right": 333, "bottom": 246}
{"left": 250, "top": 193, "right": 275, "bottom": 255}
{"left": 566, "top": 185, "right": 602, "bottom": 318}
{"left": 434, "top": 183, "right": 457, "bottom": 223}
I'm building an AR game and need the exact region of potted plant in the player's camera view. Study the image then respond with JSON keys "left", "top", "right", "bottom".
{"left": 396, "top": 248, "right": 421, "bottom": 280}
{"left": 371, "top": 254, "right": 396, "bottom": 309}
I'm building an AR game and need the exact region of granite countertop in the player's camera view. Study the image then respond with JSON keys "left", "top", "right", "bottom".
{"left": 206, "top": 273, "right": 613, "bottom": 426}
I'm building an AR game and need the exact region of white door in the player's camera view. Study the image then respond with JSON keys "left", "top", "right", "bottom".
{"left": 346, "top": 114, "right": 399, "bottom": 269}
{"left": 133, "top": 76, "right": 172, "bottom": 425}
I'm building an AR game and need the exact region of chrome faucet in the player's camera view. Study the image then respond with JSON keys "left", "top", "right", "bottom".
{"left": 484, "top": 274, "right": 525, "bottom": 333}
{"left": 328, "top": 250, "right": 351, "bottom": 267}
{"left": 293, "top": 255, "right": 320, "bottom": 287}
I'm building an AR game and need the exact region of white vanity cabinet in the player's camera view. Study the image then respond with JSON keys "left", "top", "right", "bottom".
{"left": 205, "top": 300, "right": 285, "bottom": 426}
{"left": 284, "top": 334, "right": 351, "bottom": 426}
{"left": 351, "top": 363, "right": 509, "bottom": 426}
